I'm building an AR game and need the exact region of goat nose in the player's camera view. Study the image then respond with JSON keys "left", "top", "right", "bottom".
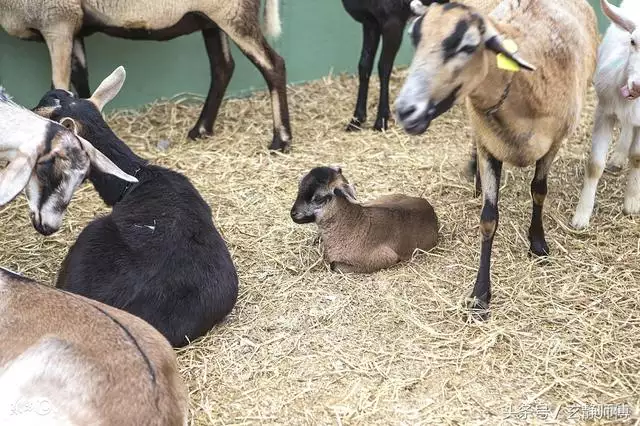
{"left": 35, "top": 222, "right": 56, "bottom": 236}
{"left": 397, "top": 104, "right": 417, "bottom": 123}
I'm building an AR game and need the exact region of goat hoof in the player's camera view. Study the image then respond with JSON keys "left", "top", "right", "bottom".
{"left": 464, "top": 163, "right": 476, "bottom": 182}
{"left": 605, "top": 164, "right": 623, "bottom": 175}
{"left": 345, "top": 119, "right": 364, "bottom": 132}
{"left": 268, "top": 136, "right": 291, "bottom": 154}
{"left": 187, "top": 126, "right": 212, "bottom": 140}
{"left": 528, "top": 239, "right": 550, "bottom": 263}
{"left": 373, "top": 117, "right": 388, "bottom": 132}
{"left": 465, "top": 297, "right": 491, "bottom": 322}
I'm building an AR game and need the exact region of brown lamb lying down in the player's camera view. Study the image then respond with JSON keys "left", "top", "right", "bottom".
{"left": 290, "top": 166, "right": 439, "bottom": 273}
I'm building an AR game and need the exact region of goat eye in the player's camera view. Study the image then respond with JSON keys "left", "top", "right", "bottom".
{"left": 312, "top": 194, "right": 328, "bottom": 203}
{"left": 632, "top": 39, "right": 636, "bottom": 47}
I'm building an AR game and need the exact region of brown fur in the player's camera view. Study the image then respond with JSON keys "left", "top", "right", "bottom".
{"left": 410, "top": 1, "right": 597, "bottom": 167}
{"left": 291, "top": 167, "right": 439, "bottom": 274}
{"left": 320, "top": 195, "right": 439, "bottom": 274}
{"left": 0, "top": 269, "right": 188, "bottom": 425}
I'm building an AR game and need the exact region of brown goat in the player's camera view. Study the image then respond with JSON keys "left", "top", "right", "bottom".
{"left": 395, "top": 1, "right": 598, "bottom": 319}
{"left": 0, "top": 267, "right": 188, "bottom": 425}
{"left": 290, "top": 166, "right": 439, "bottom": 273}
{"left": 0, "top": 0, "right": 291, "bottom": 152}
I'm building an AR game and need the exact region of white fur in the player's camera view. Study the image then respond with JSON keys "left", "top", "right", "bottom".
{"left": 572, "top": 0, "right": 640, "bottom": 228}
{"left": 264, "top": 0, "right": 282, "bottom": 39}
{"left": 0, "top": 338, "right": 94, "bottom": 425}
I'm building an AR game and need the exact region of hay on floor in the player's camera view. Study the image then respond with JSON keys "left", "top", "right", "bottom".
{"left": 1, "top": 68, "right": 638, "bottom": 425}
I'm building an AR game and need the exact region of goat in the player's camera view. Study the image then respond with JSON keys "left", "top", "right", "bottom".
{"left": 342, "top": 0, "right": 449, "bottom": 132}
{"left": 33, "top": 66, "right": 239, "bottom": 348}
{"left": 0, "top": 267, "right": 187, "bottom": 425}
{"left": 394, "top": 0, "right": 598, "bottom": 319}
{"left": 290, "top": 166, "right": 439, "bottom": 273}
{"left": 0, "top": 86, "right": 137, "bottom": 235}
{"left": 0, "top": 0, "right": 291, "bottom": 152}
{"left": 572, "top": 0, "right": 640, "bottom": 229}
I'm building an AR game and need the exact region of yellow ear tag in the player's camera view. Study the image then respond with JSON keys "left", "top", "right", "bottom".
{"left": 496, "top": 39, "right": 521, "bottom": 72}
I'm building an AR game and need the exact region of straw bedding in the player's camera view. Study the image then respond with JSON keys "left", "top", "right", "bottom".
{"left": 0, "top": 68, "right": 638, "bottom": 425}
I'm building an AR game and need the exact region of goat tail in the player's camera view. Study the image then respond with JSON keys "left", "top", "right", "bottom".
{"left": 263, "top": 0, "right": 282, "bottom": 39}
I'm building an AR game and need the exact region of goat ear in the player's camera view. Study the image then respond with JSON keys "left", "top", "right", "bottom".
{"left": 76, "top": 136, "right": 138, "bottom": 183}
{"left": 0, "top": 153, "right": 37, "bottom": 206}
{"left": 600, "top": 0, "right": 636, "bottom": 33}
{"left": 483, "top": 23, "right": 536, "bottom": 72}
{"left": 59, "top": 117, "right": 79, "bottom": 134}
{"left": 410, "top": 0, "right": 428, "bottom": 15}
{"left": 329, "top": 164, "right": 342, "bottom": 174}
{"left": 89, "top": 66, "right": 126, "bottom": 111}
{"left": 333, "top": 184, "right": 357, "bottom": 203}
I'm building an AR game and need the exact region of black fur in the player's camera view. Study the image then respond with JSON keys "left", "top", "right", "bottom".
{"left": 33, "top": 90, "right": 239, "bottom": 348}
{"left": 342, "top": 0, "right": 449, "bottom": 132}
{"left": 442, "top": 19, "right": 469, "bottom": 61}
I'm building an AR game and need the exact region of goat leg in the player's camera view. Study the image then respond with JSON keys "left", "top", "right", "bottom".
{"left": 467, "top": 148, "right": 502, "bottom": 322}
{"left": 189, "top": 27, "right": 235, "bottom": 140}
{"left": 43, "top": 25, "right": 75, "bottom": 91}
{"left": 346, "top": 22, "right": 380, "bottom": 132}
{"left": 606, "top": 124, "right": 633, "bottom": 174}
{"left": 572, "top": 106, "right": 615, "bottom": 229}
{"left": 528, "top": 145, "right": 560, "bottom": 258}
{"left": 373, "top": 19, "right": 403, "bottom": 132}
{"left": 71, "top": 37, "right": 90, "bottom": 98}
{"left": 623, "top": 127, "right": 640, "bottom": 215}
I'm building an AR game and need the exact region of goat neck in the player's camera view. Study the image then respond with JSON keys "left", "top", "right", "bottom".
{"left": 83, "top": 126, "right": 147, "bottom": 206}
{"left": 467, "top": 21, "right": 528, "bottom": 117}
{"left": 317, "top": 195, "right": 365, "bottom": 230}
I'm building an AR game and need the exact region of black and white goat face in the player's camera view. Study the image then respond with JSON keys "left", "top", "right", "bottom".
{"left": 23, "top": 118, "right": 137, "bottom": 236}
{"left": 290, "top": 166, "right": 357, "bottom": 224}
{"left": 0, "top": 85, "right": 137, "bottom": 235}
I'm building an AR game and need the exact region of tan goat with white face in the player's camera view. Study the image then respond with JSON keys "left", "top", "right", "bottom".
{"left": 0, "top": 267, "right": 188, "bottom": 425}
{"left": 396, "top": 0, "right": 598, "bottom": 319}
{"left": 0, "top": 0, "right": 290, "bottom": 151}
{"left": 290, "top": 166, "right": 439, "bottom": 273}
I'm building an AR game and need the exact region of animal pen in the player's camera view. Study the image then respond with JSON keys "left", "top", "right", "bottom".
{"left": 0, "top": 0, "right": 638, "bottom": 425}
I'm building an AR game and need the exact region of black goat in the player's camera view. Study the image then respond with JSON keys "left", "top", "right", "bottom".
{"left": 33, "top": 67, "right": 239, "bottom": 347}
{"left": 342, "top": 0, "right": 449, "bottom": 132}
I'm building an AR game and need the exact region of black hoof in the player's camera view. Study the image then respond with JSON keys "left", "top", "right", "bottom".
{"left": 528, "top": 238, "right": 550, "bottom": 258}
{"left": 373, "top": 117, "right": 388, "bottom": 132}
{"left": 269, "top": 135, "right": 291, "bottom": 153}
{"left": 465, "top": 297, "right": 491, "bottom": 322}
{"left": 605, "top": 164, "right": 623, "bottom": 175}
{"left": 346, "top": 118, "right": 364, "bottom": 132}
{"left": 187, "top": 126, "right": 212, "bottom": 141}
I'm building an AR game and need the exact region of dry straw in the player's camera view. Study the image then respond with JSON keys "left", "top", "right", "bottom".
{"left": 1, "top": 69, "right": 638, "bottom": 425}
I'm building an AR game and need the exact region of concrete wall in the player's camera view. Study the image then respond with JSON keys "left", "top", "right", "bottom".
{"left": 0, "top": 0, "right": 619, "bottom": 110}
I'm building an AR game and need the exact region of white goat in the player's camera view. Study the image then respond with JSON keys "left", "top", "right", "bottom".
{"left": 0, "top": 87, "right": 137, "bottom": 234}
{"left": 572, "top": 0, "right": 640, "bottom": 229}
{"left": 0, "top": 266, "right": 188, "bottom": 425}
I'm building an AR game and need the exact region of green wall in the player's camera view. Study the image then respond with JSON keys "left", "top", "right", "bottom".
{"left": 0, "top": 0, "right": 620, "bottom": 110}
